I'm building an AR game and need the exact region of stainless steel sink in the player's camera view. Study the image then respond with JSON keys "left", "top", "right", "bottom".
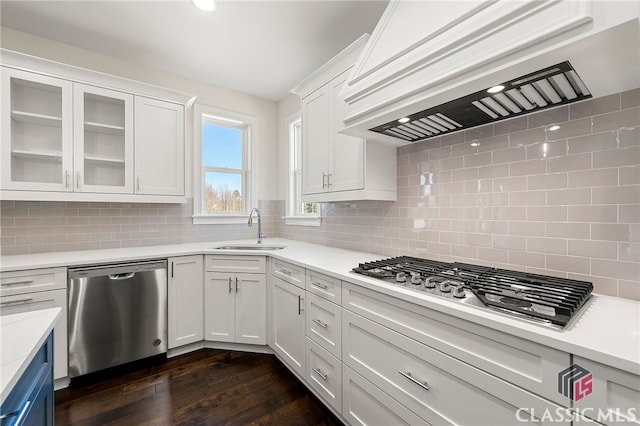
{"left": 210, "top": 244, "right": 286, "bottom": 251}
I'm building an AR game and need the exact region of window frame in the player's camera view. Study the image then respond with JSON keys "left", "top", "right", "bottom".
{"left": 284, "top": 113, "right": 320, "bottom": 227}
{"left": 193, "top": 104, "right": 257, "bottom": 225}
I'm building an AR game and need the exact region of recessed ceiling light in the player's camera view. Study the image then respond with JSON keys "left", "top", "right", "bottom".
{"left": 487, "top": 85, "right": 505, "bottom": 94}
{"left": 192, "top": 0, "right": 216, "bottom": 12}
{"left": 470, "top": 142, "right": 480, "bottom": 147}
{"left": 548, "top": 125, "right": 561, "bottom": 131}
{"left": 398, "top": 117, "right": 410, "bottom": 124}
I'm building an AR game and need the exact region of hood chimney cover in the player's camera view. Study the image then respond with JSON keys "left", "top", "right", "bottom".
{"left": 371, "top": 61, "right": 591, "bottom": 143}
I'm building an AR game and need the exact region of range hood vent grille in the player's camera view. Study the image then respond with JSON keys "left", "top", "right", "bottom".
{"left": 371, "top": 62, "right": 592, "bottom": 143}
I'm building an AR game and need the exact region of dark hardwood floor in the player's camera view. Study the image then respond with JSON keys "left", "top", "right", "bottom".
{"left": 55, "top": 349, "right": 344, "bottom": 426}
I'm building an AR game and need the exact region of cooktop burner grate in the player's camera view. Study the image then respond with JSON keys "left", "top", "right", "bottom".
{"left": 352, "top": 256, "right": 593, "bottom": 327}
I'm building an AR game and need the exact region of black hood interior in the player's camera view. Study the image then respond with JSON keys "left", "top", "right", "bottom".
{"left": 370, "top": 61, "right": 592, "bottom": 143}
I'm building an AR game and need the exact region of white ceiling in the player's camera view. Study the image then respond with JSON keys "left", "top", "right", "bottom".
{"left": 0, "top": 0, "right": 388, "bottom": 101}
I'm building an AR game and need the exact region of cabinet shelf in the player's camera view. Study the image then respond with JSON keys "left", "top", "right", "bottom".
{"left": 11, "top": 148, "right": 63, "bottom": 160}
{"left": 84, "top": 155, "right": 125, "bottom": 164}
{"left": 84, "top": 121, "right": 125, "bottom": 135}
{"left": 11, "top": 110, "right": 62, "bottom": 127}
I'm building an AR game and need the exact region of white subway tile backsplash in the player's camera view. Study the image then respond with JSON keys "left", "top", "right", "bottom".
{"left": 527, "top": 237, "right": 567, "bottom": 255}
{"left": 592, "top": 186, "right": 640, "bottom": 204}
{"left": 546, "top": 152, "right": 592, "bottom": 173}
{"left": 593, "top": 146, "right": 640, "bottom": 168}
{"left": 620, "top": 205, "right": 640, "bottom": 223}
{"left": 567, "top": 205, "right": 618, "bottom": 223}
{"left": 619, "top": 126, "right": 640, "bottom": 147}
{"left": 591, "top": 223, "right": 640, "bottom": 242}
{"left": 568, "top": 239, "right": 618, "bottom": 259}
{"left": 592, "top": 259, "right": 640, "bottom": 281}
{"left": 546, "top": 188, "right": 591, "bottom": 205}
{"left": 592, "top": 107, "right": 640, "bottom": 133}
{"left": 546, "top": 254, "right": 590, "bottom": 274}
{"left": 567, "top": 168, "right": 618, "bottom": 188}
{"left": 618, "top": 243, "right": 639, "bottom": 262}
{"left": 509, "top": 159, "right": 547, "bottom": 176}
{"left": 527, "top": 206, "right": 567, "bottom": 222}
{"left": 546, "top": 222, "right": 590, "bottom": 239}
{"left": 493, "top": 147, "right": 526, "bottom": 164}
{"left": 527, "top": 173, "right": 567, "bottom": 190}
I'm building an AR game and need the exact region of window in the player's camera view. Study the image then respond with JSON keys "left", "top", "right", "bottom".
{"left": 286, "top": 114, "right": 320, "bottom": 226}
{"left": 193, "top": 104, "right": 256, "bottom": 224}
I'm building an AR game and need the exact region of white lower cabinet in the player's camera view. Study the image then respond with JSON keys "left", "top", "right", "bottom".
{"left": 305, "top": 338, "right": 341, "bottom": 413}
{"left": 342, "top": 365, "right": 430, "bottom": 426}
{"left": 572, "top": 356, "right": 640, "bottom": 425}
{"left": 204, "top": 255, "right": 266, "bottom": 345}
{"left": 342, "top": 310, "right": 571, "bottom": 426}
{"left": 271, "top": 275, "right": 305, "bottom": 377}
{"left": 0, "top": 268, "right": 67, "bottom": 381}
{"left": 204, "top": 272, "right": 265, "bottom": 344}
{"left": 168, "top": 255, "right": 203, "bottom": 349}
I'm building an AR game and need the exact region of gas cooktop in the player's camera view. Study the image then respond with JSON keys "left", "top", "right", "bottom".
{"left": 352, "top": 256, "right": 593, "bottom": 328}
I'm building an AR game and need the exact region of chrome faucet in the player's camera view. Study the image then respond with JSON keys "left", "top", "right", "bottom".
{"left": 248, "top": 208, "right": 265, "bottom": 244}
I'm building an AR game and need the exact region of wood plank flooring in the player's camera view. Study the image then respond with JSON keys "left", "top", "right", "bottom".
{"left": 55, "top": 349, "right": 343, "bottom": 426}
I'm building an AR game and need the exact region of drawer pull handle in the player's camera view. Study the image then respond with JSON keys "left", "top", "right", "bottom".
{"left": 228, "top": 277, "right": 232, "bottom": 293}
{"left": 2, "top": 280, "right": 34, "bottom": 286}
{"left": 312, "top": 367, "right": 328, "bottom": 381}
{"left": 311, "top": 282, "right": 328, "bottom": 290}
{"left": 0, "top": 298, "right": 34, "bottom": 306}
{"left": 399, "top": 371, "right": 429, "bottom": 391}
{"left": 235, "top": 277, "right": 239, "bottom": 293}
{"left": 279, "top": 269, "right": 292, "bottom": 275}
{"left": 313, "top": 319, "right": 328, "bottom": 329}
{"left": 0, "top": 400, "right": 31, "bottom": 421}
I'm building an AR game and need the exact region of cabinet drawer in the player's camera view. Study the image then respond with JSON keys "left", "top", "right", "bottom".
{"left": 343, "top": 310, "right": 570, "bottom": 426}
{"left": 0, "top": 289, "right": 68, "bottom": 380}
{"left": 204, "top": 255, "right": 265, "bottom": 273}
{"left": 343, "top": 365, "right": 430, "bottom": 426}
{"left": 305, "top": 293, "right": 341, "bottom": 359}
{"left": 342, "top": 281, "right": 569, "bottom": 405}
{"left": 0, "top": 268, "right": 66, "bottom": 297}
{"left": 573, "top": 356, "right": 640, "bottom": 424}
{"left": 305, "top": 269, "right": 341, "bottom": 304}
{"left": 305, "top": 338, "right": 341, "bottom": 414}
{"left": 271, "top": 259, "right": 305, "bottom": 289}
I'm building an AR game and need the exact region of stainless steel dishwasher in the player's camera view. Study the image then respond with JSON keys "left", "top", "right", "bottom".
{"left": 68, "top": 260, "right": 167, "bottom": 378}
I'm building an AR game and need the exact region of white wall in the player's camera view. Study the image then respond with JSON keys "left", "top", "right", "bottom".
{"left": 0, "top": 27, "right": 280, "bottom": 200}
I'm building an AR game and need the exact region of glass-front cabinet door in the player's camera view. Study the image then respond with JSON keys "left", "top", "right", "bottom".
{"left": 73, "top": 84, "right": 133, "bottom": 193}
{"left": 1, "top": 67, "right": 73, "bottom": 191}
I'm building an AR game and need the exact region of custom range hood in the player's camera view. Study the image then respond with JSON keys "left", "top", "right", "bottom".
{"left": 371, "top": 61, "right": 591, "bottom": 143}
{"left": 339, "top": 1, "right": 640, "bottom": 145}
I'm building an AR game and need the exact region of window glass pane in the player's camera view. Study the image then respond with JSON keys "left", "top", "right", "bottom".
{"left": 202, "top": 122, "right": 243, "bottom": 169}
{"left": 204, "top": 171, "right": 242, "bottom": 213}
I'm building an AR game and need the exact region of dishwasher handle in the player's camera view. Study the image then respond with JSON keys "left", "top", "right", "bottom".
{"left": 108, "top": 272, "right": 136, "bottom": 280}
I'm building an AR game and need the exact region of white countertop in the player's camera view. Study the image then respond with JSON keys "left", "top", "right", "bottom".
{"left": 1, "top": 238, "right": 639, "bottom": 376}
{"left": 0, "top": 308, "right": 61, "bottom": 404}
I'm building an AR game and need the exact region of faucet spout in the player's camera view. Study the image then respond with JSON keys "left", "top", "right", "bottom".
{"left": 248, "top": 208, "right": 264, "bottom": 244}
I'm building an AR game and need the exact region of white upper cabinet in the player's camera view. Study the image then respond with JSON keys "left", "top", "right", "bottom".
{"left": 0, "top": 49, "right": 194, "bottom": 202}
{"left": 1, "top": 68, "right": 73, "bottom": 192}
{"left": 293, "top": 34, "right": 397, "bottom": 203}
{"left": 134, "top": 97, "right": 184, "bottom": 196}
{"left": 73, "top": 84, "right": 134, "bottom": 193}
{"left": 340, "top": 0, "right": 640, "bottom": 143}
